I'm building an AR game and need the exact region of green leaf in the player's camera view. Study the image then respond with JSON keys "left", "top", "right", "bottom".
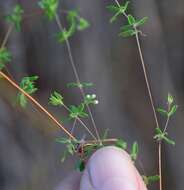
{"left": 5, "top": 4, "right": 24, "bottom": 31}
{"left": 56, "top": 30, "right": 71, "bottom": 43}
{"left": 17, "top": 76, "right": 39, "bottom": 107}
{"left": 0, "top": 48, "right": 11, "bottom": 70}
{"left": 77, "top": 18, "right": 90, "bottom": 31}
{"left": 162, "top": 135, "right": 175, "bottom": 145}
{"left": 154, "top": 127, "right": 175, "bottom": 145}
{"left": 107, "top": 2, "right": 129, "bottom": 23}
{"left": 168, "top": 105, "right": 178, "bottom": 117}
{"left": 106, "top": 5, "right": 120, "bottom": 13}
{"left": 134, "top": 17, "right": 148, "bottom": 27}
{"left": 67, "top": 143, "right": 75, "bottom": 155}
{"left": 157, "top": 108, "right": 168, "bottom": 116}
{"left": 143, "top": 175, "right": 160, "bottom": 186}
{"left": 120, "top": 24, "right": 133, "bottom": 32}
{"left": 127, "top": 14, "right": 136, "bottom": 25}
{"left": 49, "top": 91, "right": 64, "bottom": 106}
{"left": 167, "top": 93, "right": 174, "bottom": 105}
{"left": 119, "top": 29, "right": 137, "bottom": 37}
{"left": 130, "top": 142, "right": 138, "bottom": 161}
{"left": 67, "top": 82, "right": 93, "bottom": 88}
{"left": 56, "top": 137, "right": 70, "bottom": 144}
{"left": 18, "top": 93, "right": 27, "bottom": 107}
{"left": 115, "top": 139, "right": 127, "bottom": 150}
{"left": 75, "top": 160, "right": 85, "bottom": 172}
{"left": 56, "top": 10, "right": 89, "bottom": 43}
{"left": 56, "top": 11, "right": 77, "bottom": 43}
{"left": 38, "top": 0, "right": 59, "bottom": 21}
{"left": 69, "top": 104, "right": 88, "bottom": 119}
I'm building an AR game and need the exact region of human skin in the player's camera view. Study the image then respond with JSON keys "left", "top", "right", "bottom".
{"left": 56, "top": 146, "right": 148, "bottom": 190}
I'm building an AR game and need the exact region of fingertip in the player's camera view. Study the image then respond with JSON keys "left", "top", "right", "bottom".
{"left": 80, "top": 146, "right": 142, "bottom": 190}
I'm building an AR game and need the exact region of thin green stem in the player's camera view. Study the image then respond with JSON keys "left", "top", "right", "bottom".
{"left": 1, "top": 25, "right": 14, "bottom": 49}
{"left": 163, "top": 103, "right": 171, "bottom": 133}
{"left": 114, "top": 1, "right": 161, "bottom": 190}
{"left": 134, "top": 31, "right": 160, "bottom": 129}
{"left": 62, "top": 104, "right": 97, "bottom": 141}
{"left": 158, "top": 142, "right": 162, "bottom": 190}
{"left": 55, "top": 13, "right": 101, "bottom": 142}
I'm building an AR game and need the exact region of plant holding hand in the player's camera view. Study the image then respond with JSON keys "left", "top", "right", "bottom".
{"left": 0, "top": 0, "right": 179, "bottom": 190}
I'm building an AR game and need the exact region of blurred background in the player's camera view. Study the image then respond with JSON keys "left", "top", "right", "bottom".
{"left": 0, "top": 0, "right": 183, "bottom": 189}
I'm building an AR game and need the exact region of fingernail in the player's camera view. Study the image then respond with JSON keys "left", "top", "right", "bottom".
{"left": 100, "top": 177, "right": 137, "bottom": 190}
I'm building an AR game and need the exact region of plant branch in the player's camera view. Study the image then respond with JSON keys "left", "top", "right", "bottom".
{"left": 55, "top": 13, "right": 101, "bottom": 142}
{"left": 62, "top": 104, "right": 97, "bottom": 141}
{"left": 134, "top": 32, "right": 160, "bottom": 129}
{"left": 1, "top": 25, "right": 14, "bottom": 49}
{"left": 114, "top": 1, "right": 162, "bottom": 189}
{"left": 0, "top": 70, "right": 76, "bottom": 140}
{"left": 158, "top": 141, "right": 162, "bottom": 190}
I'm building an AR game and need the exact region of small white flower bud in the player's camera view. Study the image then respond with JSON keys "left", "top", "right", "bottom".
{"left": 86, "top": 94, "right": 91, "bottom": 99}
{"left": 92, "top": 94, "right": 96, "bottom": 99}
{"left": 94, "top": 100, "right": 99, "bottom": 104}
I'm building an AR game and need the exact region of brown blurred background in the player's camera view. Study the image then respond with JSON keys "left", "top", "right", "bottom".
{"left": 0, "top": 0, "right": 183, "bottom": 189}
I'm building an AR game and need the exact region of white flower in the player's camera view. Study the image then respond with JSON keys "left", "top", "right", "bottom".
{"left": 94, "top": 100, "right": 99, "bottom": 104}
{"left": 86, "top": 94, "right": 91, "bottom": 99}
{"left": 92, "top": 94, "right": 96, "bottom": 99}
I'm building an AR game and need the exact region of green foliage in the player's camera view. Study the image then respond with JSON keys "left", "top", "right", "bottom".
{"left": 107, "top": 1, "right": 148, "bottom": 38}
{"left": 106, "top": 1, "right": 129, "bottom": 23}
{"left": 5, "top": 4, "right": 24, "bottom": 31}
{"left": 75, "top": 160, "right": 85, "bottom": 172}
{"left": 67, "top": 82, "right": 93, "bottom": 88}
{"left": 154, "top": 127, "right": 175, "bottom": 145}
{"left": 0, "top": 48, "right": 11, "bottom": 70}
{"left": 17, "top": 76, "right": 38, "bottom": 107}
{"left": 130, "top": 142, "right": 138, "bottom": 161}
{"left": 167, "top": 93, "right": 174, "bottom": 105}
{"left": 56, "top": 137, "right": 78, "bottom": 162}
{"left": 155, "top": 94, "right": 177, "bottom": 145}
{"left": 157, "top": 108, "right": 168, "bottom": 116}
{"left": 38, "top": 0, "right": 59, "bottom": 21}
{"left": 127, "top": 15, "right": 136, "bottom": 25}
{"left": 49, "top": 91, "right": 64, "bottom": 106}
{"left": 119, "top": 16, "right": 148, "bottom": 37}
{"left": 168, "top": 105, "right": 178, "bottom": 117}
{"left": 157, "top": 93, "right": 178, "bottom": 117}
{"left": 77, "top": 18, "right": 90, "bottom": 31}
{"left": 142, "top": 175, "right": 160, "bottom": 186}
{"left": 115, "top": 138, "right": 127, "bottom": 150}
{"left": 57, "top": 10, "right": 90, "bottom": 43}
{"left": 69, "top": 104, "right": 88, "bottom": 119}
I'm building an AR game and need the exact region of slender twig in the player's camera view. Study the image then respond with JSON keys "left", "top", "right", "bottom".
{"left": 114, "top": 0, "right": 162, "bottom": 189}
{"left": 158, "top": 142, "right": 162, "bottom": 190}
{"left": 163, "top": 103, "right": 171, "bottom": 133}
{"left": 0, "top": 70, "right": 76, "bottom": 140}
{"left": 1, "top": 25, "right": 14, "bottom": 49}
{"left": 0, "top": 11, "right": 96, "bottom": 141}
{"left": 1, "top": 25, "right": 15, "bottom": 80}
{"left": 70, "top": 118, "right": 77, "bottom": 136}
{"left": 55, "top": 13, "right": 101, "bottom": 142}
{"left": 134, "top": 32, "right": 160, "bottom": 129}
{"left": 62, "top": 104, "right": 97, "bottom": 140}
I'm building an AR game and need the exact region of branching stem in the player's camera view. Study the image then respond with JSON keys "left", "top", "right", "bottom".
{"left": 55, "top": 13, "right": 101, "bottom": 142}
{"left": 0, "top": 70, "right": 76, "bottom": 140}
{"left": 114, "top": 1, "right": 162, "bottom": 189}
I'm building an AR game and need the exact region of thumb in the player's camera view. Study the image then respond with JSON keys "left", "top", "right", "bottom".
{"left": 80, "top": 146, "right": 147, "bottom": 190}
